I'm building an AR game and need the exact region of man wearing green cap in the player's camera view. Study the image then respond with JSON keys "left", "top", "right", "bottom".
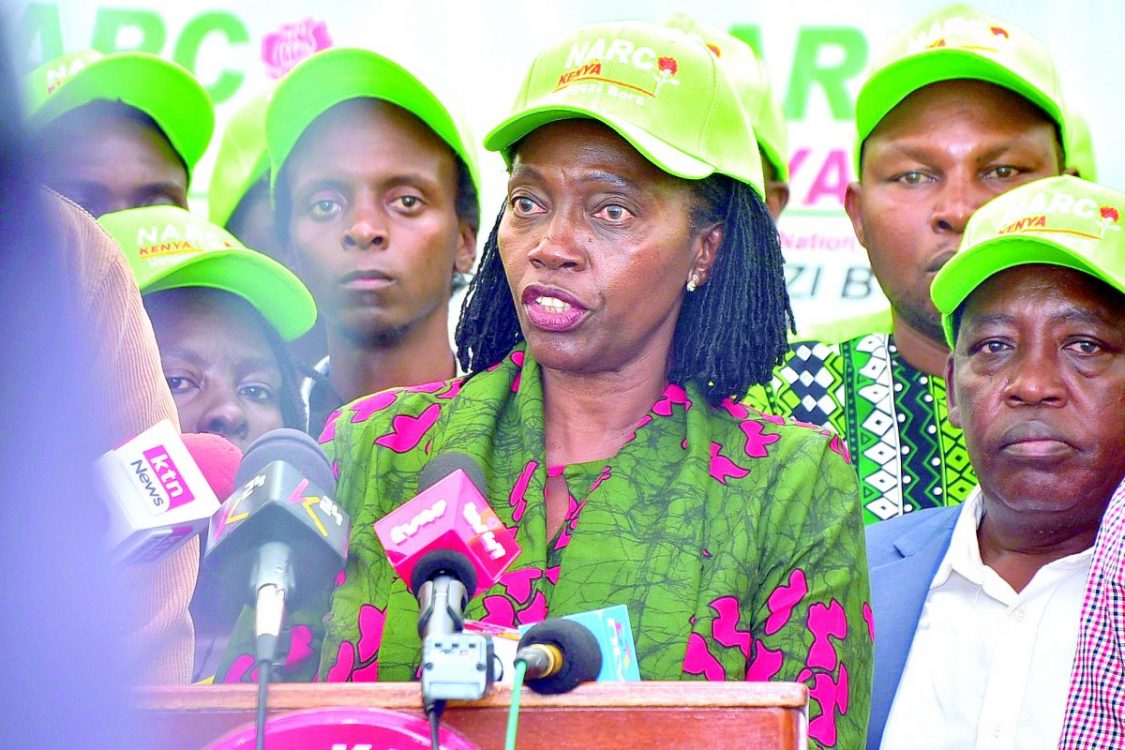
{"left": 26, "top": 50, "right": 213, "bottom": 218}
{"left": 265, "top": 48, "right": 479, "bottom": 437}
{"left": 865, "top": 175, "right": 1125, "bottom": 749}
{"left": 748, "top": 4, "right": 1073, "bottom": 524}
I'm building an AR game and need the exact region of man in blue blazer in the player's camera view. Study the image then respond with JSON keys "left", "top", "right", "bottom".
{"left": 866, "top": 175, "right": 1125, "bottom": 749}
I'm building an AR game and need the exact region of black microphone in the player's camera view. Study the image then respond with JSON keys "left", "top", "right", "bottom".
{"left": 516, "top": 619, "right": 603, "bottom": 694}
{"left": 412, "top": 549, "right": 478, "bottom": 642}
{"left": 198, "top": 428, "right": 350, "bottom": 662}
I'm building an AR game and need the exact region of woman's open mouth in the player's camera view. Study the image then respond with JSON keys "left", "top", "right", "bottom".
{"left": 521, "top": 285, "right": 588, "bottom": 332}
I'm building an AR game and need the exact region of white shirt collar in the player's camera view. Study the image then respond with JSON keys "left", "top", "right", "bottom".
{"left": 931, "top": 487, "right": 1093, "bottom": 602}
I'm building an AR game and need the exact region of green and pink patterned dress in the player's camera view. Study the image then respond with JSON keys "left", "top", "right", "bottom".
{"left": 219, "top": 346, "right": 872, "bottom": 749}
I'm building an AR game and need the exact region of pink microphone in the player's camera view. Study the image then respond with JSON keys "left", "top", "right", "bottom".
{"left": 182, "top": 432, "right": 243, "bottom": 501}
{"left": 374, "top": 453, "right": 520, "bottom": 643}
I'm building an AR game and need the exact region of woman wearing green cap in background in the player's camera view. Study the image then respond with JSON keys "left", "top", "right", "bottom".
{"left": 99, "top": 204, "right": 317, "bottom": 679}
{"left": 97, "top": 205, "right": 316, "bottom": 454}
{"left": 217, "top": 21, "right": 870, "bottom": 749}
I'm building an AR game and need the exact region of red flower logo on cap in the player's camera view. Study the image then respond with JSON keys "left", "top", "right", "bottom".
{"left": 990, "top": 26, "right": 1010, "bottom": 39}
{"left": 1096, "top": 205, "right": 1122, "bottom": 238}
{"left": 653, "top": 56, "right": 681, "bottom": 95}
{"left": 705, "top": 43, "right": 722, "bottom": 58}
{"left": 262, "top": 18, "right": 333, "bottom": 79}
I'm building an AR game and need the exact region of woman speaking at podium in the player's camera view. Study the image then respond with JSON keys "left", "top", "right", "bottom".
{"left": 219, "top": 20, "right": 871, "bottom": 749}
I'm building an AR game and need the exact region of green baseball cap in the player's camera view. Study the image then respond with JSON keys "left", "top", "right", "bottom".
{"left": 664, "top": 14, "right": 788, "bottom": 181}
{"left": 484, "top": 20, "right": 765, "bottom": 197}
{"left": 25, "top": 50, "right": 214, "bottom": 179}
{"left": 855, "top": 4, "right": 1066, "bottom": 171}
{"left": 265, "top": 47, "right": 480, "bottom": 212}
{"left": 1063, "top": 109, "right": 1097, "bottom": 181}
{"left": 208, "top": 90, "right": 271, "bottom": 228}
{"left": 98, "top": 205, "right": 316, "bottom": 341}
{"left": 932, "top": 175, "right": 1125, "bottom": 346}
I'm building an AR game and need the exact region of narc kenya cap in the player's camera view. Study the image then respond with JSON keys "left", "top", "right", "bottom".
{"left": 484, "top": 20, "right": 765, "bottom": 197}
{"left": 99, "top": 205, "right": 317, "bottom": 341}
{"left": 932, "top": 175, "right": 1125, "bottom": 345}
{"left": 26, "top": 50, "right": 214, "bottom": 178}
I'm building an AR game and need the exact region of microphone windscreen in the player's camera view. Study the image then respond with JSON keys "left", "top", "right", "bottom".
{"left": 519, "top": 618, "right": 603, "bottom": 694}
{"left": 234, "top": 428, "right": 334, "bottom": 492}
{"left": 181, "top": 433, "right": 243, "bottom": 501}
{"left": 410, "top": 549, "right": 479, "bottom": 595}
{"left": 418, "top": 452, "right": 486, "bottom": 494}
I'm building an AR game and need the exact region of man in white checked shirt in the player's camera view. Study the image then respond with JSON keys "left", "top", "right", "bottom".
{"left": 1059, "top": 474, "right": 1125, "bottom": 748}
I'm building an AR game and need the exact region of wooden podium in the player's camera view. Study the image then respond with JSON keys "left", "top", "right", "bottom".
{"left": 139, "top": 682, "right": 808, "bottom": 749}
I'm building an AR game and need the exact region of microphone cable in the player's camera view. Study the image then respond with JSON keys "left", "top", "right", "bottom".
{"left": 255, "top": 658, "right": 270, "bottom": 750}
{"left": 428, "top": 699, "right": 445, "bottom": 750}
{"left": 504, "top": 659, "right": 528, "bottom": 750}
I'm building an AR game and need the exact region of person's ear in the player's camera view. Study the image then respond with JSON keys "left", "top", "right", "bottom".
{"left": 844, "top": 181, "right": 867, "bottom": 247}
{"left": 945, "top": 354, "right": 962, "bottom": 428}
{"left": 690, "top": 222, "right": 723, "bottom": 287}
{"left": 453, "top": 222, "right": 477, "bottom": 275}
{"left": 765, "top": 182, "right": 790, "bottom": 221}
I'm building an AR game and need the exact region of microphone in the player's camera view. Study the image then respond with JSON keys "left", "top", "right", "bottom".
{"left": 373, "top": 453, "right": 520, "bottom": 708}
{"left": 507, "top": 605, "right": 641, "bottom": 689}
{"left": 516, "top": 618, "right": 603, "bottom": 694}
{"left": 181, "top": 432, "right": 243, "bottom": 502}
{"left": 558, "top": 605, "right": 641, "bottom": 682}
{"left": 94, "top": 420, "right": 234, "bottom": 564}
{"left": 412, "top": 549, "right": 477, "bottom": 643}
{"left": 373, "top": 452, "right": 521, "bottom": 634}
{"left": 198, "top": 428, "right": 350, "bottom": 663}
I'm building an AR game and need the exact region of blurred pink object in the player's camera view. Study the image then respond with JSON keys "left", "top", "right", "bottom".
{"left": 261, "top": 19, "right": 332, "bottom": 79}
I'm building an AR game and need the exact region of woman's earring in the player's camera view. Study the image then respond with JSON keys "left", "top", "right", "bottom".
{"left": 686, "top": 272, "right": 699, "bottom": 293}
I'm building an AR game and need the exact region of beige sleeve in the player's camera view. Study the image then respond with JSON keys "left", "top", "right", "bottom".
{"left": 49, "top": 191, "right": 197, "bottom": 684}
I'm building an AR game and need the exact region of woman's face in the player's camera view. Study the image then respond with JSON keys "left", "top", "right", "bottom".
{"left": 146, "top": 288, "right": 285, "bottom": 452}
{"left": 499, "top": 120, "right": 721, "bottom": 377}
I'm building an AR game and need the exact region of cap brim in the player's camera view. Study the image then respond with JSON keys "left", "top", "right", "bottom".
{"left": 142, "top": 251, "right": 317, "bottom": 341}
{"left": 856, "top": 50, "right": 1065, "bottom": 166}
{"left": 28, "top": 53, "right": 213, "bottom": 175}
{"left": 934, "top": 236, "right": 1125, "bottom": 345}
{"left": 267, "top": 48, "right": 479, "bottom": 204}
{"left": 484, "top": 104, "right": 716, "bottom": 181}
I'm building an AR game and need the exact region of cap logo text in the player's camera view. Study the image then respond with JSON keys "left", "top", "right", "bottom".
{"left": 558, "top": 38, "right": 680, "bottom": 101}
{"left": 998, "top": 214, "right": 1046, "bottom": 234}
{"left": 135, "top": 223, "right": 235, "bottom": 259}
{"left": 44, "top": 58, "right": 88, "bottom": 94}
{"left": 566, "top": 37, "right": 658, "bottom": 71}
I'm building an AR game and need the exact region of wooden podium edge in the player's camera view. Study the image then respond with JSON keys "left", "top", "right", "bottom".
{"left": 138, "top": 680, "right": 809, "bottom": 711}
{"left": 138, "top": 682, "right": 810, "bottom": 750}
